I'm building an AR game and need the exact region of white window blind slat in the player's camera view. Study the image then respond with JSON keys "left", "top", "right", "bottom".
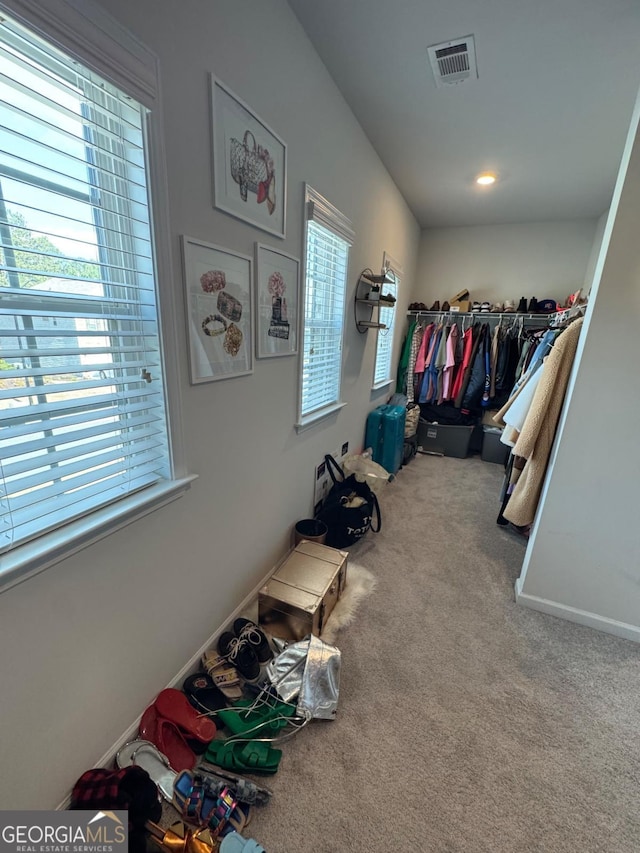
{"left": 6, "top": 455, "right": 162, "bottom": 523}
{"left": 5, "top": 435, "right": 165, "bottom": 494}
{"left": 2, "top": 388, "right": 163, "bottom": 426}
{"left": 0, "top": 27, "right": 143, "bottom": 131}
{"left": 2, "top": 413, "right": 162, "bottom": 460}
{"left": 0, "top": 241, "right": 153, "bottom": 280}
{"left": 3, "top": 470, "right": 160, "bottom": 549}
{"left": 1, "top": 345, "right": 156, "bottom": 360}
{"left": 3, "top": 207, "right": 153, "bottom": 259}
{"left": 1, "top": 175, "right": 151, "bottom": 230}
{"left": 0, "top": 11, "right": 171, "bottom": 555}
{"left": 3, "top": 401, "right": 161, "bottom": 443}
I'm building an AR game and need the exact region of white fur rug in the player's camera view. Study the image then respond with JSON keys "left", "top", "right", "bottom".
{"left": 320, "top": 562, "right": 377, "bottom": 644}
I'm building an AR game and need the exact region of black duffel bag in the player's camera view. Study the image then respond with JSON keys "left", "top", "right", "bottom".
{"left": 316, "top": 454, "right": 381, "bottom": 548}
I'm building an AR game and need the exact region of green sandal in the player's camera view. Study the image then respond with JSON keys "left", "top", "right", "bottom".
{"left": 216, "top": 699, "right": 296, "bottom": 737}
{"left": 204, "top": 740, "right": 282, "bottom": 775}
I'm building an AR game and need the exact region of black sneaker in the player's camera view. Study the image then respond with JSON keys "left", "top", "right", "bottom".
{"left": 218, "top": 631, "right": 260, "bottom": 681}
{"left": 233, "top": 618, "right": 273, "bottom": 663}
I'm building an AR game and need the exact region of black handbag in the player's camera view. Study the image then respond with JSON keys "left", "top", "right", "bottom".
{"left": 316, "top": 454, "right": 381, "bottom": 548}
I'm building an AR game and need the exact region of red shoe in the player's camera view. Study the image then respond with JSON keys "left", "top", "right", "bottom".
{"left": 139, "top": 703, "right": 196, "bottom": 772}
{"left": 154, "top": 688, "right": 217, "bottom": 743}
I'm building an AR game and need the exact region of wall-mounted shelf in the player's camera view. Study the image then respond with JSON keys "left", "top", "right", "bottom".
{"left": 355, "top": 269, "right": 395, "bottom": 333}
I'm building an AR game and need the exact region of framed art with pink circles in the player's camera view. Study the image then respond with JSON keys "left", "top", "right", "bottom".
{"left": 181, "top": 235, "right": 254, "bottom": 384}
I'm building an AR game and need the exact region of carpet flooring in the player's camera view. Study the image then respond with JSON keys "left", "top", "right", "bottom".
{"left": 242, "top": 455, "right": 640, "bottom": 853}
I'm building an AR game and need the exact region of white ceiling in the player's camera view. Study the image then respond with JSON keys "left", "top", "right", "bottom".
{"left": 287, "top": 0, "right": 640, "bottom": 228}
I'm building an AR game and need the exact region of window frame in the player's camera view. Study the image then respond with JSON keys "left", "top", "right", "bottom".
{"left": 0, "top": 0, "right": 194, "bottom": 593}
{"left": 372, "top": 252, "right": 403, "bottom": 390}
{"left": 296, "top": 184, "right": 354, "bottom": 432}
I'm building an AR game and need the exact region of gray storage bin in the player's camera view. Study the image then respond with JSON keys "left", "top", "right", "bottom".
{"left": 481, "top": 426, "right": 510, "bottom": 465}
{"left": 417, "top": 420, "right": 474, "bottom": 458}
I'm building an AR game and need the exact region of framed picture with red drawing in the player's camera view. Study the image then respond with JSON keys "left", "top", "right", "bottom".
{"left": 210, "top": 75, "right": 287, "bottom": 239}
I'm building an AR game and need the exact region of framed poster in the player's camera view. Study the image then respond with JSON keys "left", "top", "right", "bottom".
{"left": 255, "top": 243, "right": 299, "bottom": 358}
{"left": 181, "top": 235, "right": 253, "bottom": 384}
{"left": 211, "top": 75, "right": 287, "bottom": 239}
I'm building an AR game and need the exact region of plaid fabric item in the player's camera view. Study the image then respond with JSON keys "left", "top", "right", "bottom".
{"left": 71, "top": 767, "right": 132, "bottom": 809}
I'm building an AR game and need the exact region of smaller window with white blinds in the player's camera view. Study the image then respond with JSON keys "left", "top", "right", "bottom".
{"left": 373, "top": 270, "right": 399, "bottom": 388}
{"left": 299, "top": 186, "right": 354, "bottom": 425}
{"left": 0, "top": 12, "right": 172, "bottom": 557}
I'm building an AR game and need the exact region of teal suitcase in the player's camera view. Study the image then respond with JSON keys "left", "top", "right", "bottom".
{"left": 365, "top": 404, "right": 406, "bottom": 474}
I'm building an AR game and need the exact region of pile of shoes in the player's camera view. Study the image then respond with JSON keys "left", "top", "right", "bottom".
{"left": 67, "top": 613, "right": 342, "bottom": 851}
{"left": 67, "top": 618, "right": 281, "bottom": 852}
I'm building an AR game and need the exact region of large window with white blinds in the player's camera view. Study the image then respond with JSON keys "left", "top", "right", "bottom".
{"left": 299, "top": 186, "right": 353, "bottom": 424}
{"left": 373, "top": 270, "right": 399, "bottom": 387}
{"left": 0, "top": 12, "right": 172, "bottom": 555}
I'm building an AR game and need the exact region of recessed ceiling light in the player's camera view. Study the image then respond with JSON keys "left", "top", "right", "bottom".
{"left": 476, "top": 172, "right": 497, "bottom": 186}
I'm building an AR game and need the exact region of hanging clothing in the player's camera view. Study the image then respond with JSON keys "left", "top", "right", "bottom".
{"left": 396, "top": 319, "right": 416, "bottom": 395}
{"left": 421, "top": 324, "right": 444, "bottom": 404}
{"left": 406, "top": 324, "right": 424, "bottom": 403}
{"left": 414, "top": 323, "right": 434, "bottom": 374}
{"left": 461, "top": 324, "right": 490, "bottom": 412}
{"left": 490, "top": 324, "right": 501, "bottom": 398}
{"left": 441, "top": 323, "right": 459, "bottom": 402}
{"left": 503, "top": 319, "right": 583, "bottom": 527}
{"left": 450, "top": 326, "right": 474, "bottom": 402}
{"left": 493, "top": 363, "right": 544, "bottom": 447}
{"left": 435, "top": 324, "right": 449, "bottom": 404}
{"left": 455, "top": 323, "right": 483, "bottom": 409}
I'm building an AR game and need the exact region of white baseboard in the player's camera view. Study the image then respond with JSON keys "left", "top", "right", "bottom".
{"left": 515, "top": 578, "right": 640, "bottom": 644}
{"left": 56, "top": 565, "right": 275, "bottom": 810}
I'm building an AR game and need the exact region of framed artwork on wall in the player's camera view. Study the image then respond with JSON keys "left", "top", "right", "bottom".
{"left": 181, "top": 235, "right": 253, "bottom": 384}
{"left": 255, "top": 243, "right": 299, "bottom": 358}
{"left": 210, "top": 75, "right": 287, "bottom": 239}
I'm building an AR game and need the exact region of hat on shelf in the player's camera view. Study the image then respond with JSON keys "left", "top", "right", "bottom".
{"left": 537, "top": 298, "right": 557, "bottom": 313}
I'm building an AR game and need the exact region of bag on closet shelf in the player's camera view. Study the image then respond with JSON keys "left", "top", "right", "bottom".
{"left": 316, "top": 454, "right": 381, "bottom": 548}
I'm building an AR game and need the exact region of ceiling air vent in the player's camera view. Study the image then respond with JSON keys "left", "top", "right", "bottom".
{"left": 427, "top": 35, "right": 477, "bottom": 87}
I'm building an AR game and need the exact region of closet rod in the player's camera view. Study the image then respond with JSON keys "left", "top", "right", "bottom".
{"left": 407, "top": 310, "right": 553, "bottom": 321}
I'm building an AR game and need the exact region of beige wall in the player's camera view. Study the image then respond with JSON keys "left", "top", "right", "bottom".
{"left": 517, "top": 89, "right": 640, "bottom": 639}
{"left": 416, "top": 220, "right": 597, "bottom": 307}
{"left": 0, "top": 0, "right": 419, "bottom": 808}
